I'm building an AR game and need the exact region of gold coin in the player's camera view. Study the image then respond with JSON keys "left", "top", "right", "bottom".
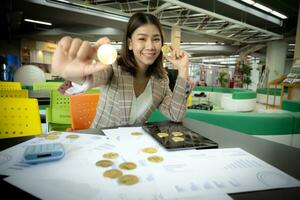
{"left": 95, "top": 160, "right": 113, "bottom": 167}
{"left": 103, "top": 169, "right": 123, "bottom": 179}
{"left": 171, "top": 131, "right": 184, "bottom": 137}
{"left": 103, "top": 152, "right": 119, "bottom": 159}
{"left": 35, "top": 134, "right": 45, "bottom": 138}
{"left": 49, "top": 131, "right": 62, "bottom": 135}
{"left": 45, "top": 134, "right": 59, "bottom": 140}
{"left": 172, "top": 136, "right": 185, "bottom": 142}
{"left": 119, "top": 162, "right": 137, "bottom": 170}
{"left": 142, "top": 147, "right": 158, "bottom": 154}
{"left": 148, "top": 155, "right": 164, "bottom": 163}
{"left": 157, "top": 132, "right": 169, "bottom": 138}
{"left": 66, "top": 134, "right": 79, "bottom": 139}
{"left": 131, "top": 131, "right": 143, "bottom": 136}
{"left": 97, "top": 44, "right": 117, "bottom": 65}
{"left": 118, "top": 175, "right": 139, "bottom": 185}
{"left": 161, "top": 44, "right": 172, "bottom": 56}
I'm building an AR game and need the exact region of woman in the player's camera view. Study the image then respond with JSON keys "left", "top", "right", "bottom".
{"left": 52, "top": 13, "right": 191, "bottom": 128}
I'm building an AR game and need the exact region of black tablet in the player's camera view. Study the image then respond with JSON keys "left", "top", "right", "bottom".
{"left": 143, "top": 121, "right": 218, "bottom": 151}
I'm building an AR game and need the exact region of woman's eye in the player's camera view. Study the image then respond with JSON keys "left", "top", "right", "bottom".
{"left": 154, "top": 38, "right": 161, "bottom": 41}
{"left": 138, "top": 38, "right": 145, "bottom": 41}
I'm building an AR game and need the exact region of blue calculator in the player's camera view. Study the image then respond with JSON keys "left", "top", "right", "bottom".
{"left": 23, "top": 143, "right": 65, "bottom": 164}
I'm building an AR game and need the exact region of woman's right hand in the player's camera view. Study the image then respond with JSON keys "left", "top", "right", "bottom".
{"left": 51, "top": 36, "right": 111, "bottom": 83}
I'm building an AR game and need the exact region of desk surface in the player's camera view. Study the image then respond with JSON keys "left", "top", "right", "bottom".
{"left": 1, "top": 119, "right": 300, "bottom": 199}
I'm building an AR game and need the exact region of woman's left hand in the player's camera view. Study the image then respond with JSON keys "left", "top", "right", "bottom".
{"left": 164, "top": 49, "right": 189, "bottom": 80}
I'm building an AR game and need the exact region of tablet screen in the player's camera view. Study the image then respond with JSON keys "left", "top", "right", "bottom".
{"left": 143, "top": 121, "right": 218, "bottom": 151}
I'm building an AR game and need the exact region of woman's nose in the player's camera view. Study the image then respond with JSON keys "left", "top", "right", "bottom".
{"left": 145, "top": 39, "right": 154, "bottom": 49}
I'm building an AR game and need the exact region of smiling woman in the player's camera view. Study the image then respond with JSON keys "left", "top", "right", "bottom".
{"left": 51, "top": 12, "right": 192, "bottom": 128}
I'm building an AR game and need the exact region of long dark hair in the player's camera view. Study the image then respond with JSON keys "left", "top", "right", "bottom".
{"left": 118, "top": 12, "right": 167, "bottom": 79}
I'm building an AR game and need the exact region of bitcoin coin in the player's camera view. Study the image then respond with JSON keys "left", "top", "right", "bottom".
{"left": 119, "top": 162, "right": 137, "bottom": 170}
{"left": 95, "top": 160, "right": 113, "bottom": 167}
{"left": 131, "top": 131, "right": 143, "bottom": 136}
{"left": 103, "top": 152, "right": 119, "bottom": 159}
{"left": 103, "top": 169, "right": 123, "bottom": 179}
{"left": 49, "top": 131, "right": 62, "bottom": 135}
{"left": 171, "top": 136, "right": 185, "bottom": 142}
{"left": 97, "top": 44, "right": 117, "bottom": 65}
{"left": 161, "top": 44, "right": 172, "bottom": 56}
{"left": 157, "top": 132, "right": 169, "bottom": 138}
{"left": 142, "top": 147, "right": 158, "bottom": 154}
{"left": 45, "top": 134, "right": 59, "bottom": 140}
{"left": 118, "top": 174, "right": 139, "bottom": 185}
{"left": 66, "top": 134, "right": 79, "bottom": 139}
{"left": 35, "top": 134, "right": 45, "bottom": 138}
{"left": 171, "top": 131, "right": 184, "bottom": 137}
{"left": 148, "top": 155, "right": 164, "bottom": 163}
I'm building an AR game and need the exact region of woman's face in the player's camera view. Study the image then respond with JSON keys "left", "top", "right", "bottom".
{"left": 128, "top": 24, "right": 162, "bottom": 71}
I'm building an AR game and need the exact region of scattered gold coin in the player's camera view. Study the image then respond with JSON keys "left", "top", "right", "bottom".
{"left": 118, "top": 174, "right": 139, "bottom": 185}
{"left": 66, "top": 134, "right": 79, "bottom": 139}
{"left": 131, "top": 131, "right": 143, "bottom": 136}
{"left": 35, "top": 134, "right": 45, "bottom": 138}
{"left": 49, "top": 131, "right": 62, "bottom": 135}
{"left": 103, "top": 152, "right": 119, "bottom": 159}
{"left": 103, "top": 169, "right": 123, "bottom": 179}
{"left": 157, "top": 132, "right": 169, "bottom": 138}
{"left": 142, "top": 147, "right": 158, "bottom": 154}
{"left": 171, "top": 131, "right": 184, "bottom": 137}
{"left": 172, "top": 136, "right": 185, "bottom": 142}
{"left": 95, "top": 160, "right": 113, "bottom": 167}
{"left": 119, "top": 162, "right": 137, "bottom": 170}
{"left": 148, "top": 155, "right": 164, "bottom": 163}
{"left": 161, "top": 44, "right": 172, "bottom": 56}
{"left": 45, "top": 134, "right": 59, "bottom": 140}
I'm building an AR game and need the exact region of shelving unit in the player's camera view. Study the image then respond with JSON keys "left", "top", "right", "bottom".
{"left": 280, "top": 83, "right": 300, "bottom": 108}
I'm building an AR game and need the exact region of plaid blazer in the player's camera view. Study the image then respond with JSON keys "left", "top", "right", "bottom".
{"left": 90, "top": 63, "right": 190, "bottom": 128}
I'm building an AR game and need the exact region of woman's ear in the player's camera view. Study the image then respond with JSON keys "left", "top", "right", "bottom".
{"left": 128, "top": 39, "right": 132, "bottom": 50}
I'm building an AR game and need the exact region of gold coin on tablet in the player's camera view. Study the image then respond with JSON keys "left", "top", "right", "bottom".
{"left": 119, "top": 162, "right": 137, "bottom": 170}
{"left": 103, "top": 152, "right": 119, "bottom": 159}
{"left": 157, "top": 132, "right": 169, "bottom": 138}
{"left": 171, "top": 131, "right": 184, "bottom": 137}
{"left": 142, "top": 147, "right": 158, "bottom": 154}
{"left": 148, "top": 155, "right": 164, "bottom": 163}
{"left": 118, "top": 174, "right": 139, "bottom": 185}
{"left": 171, "top": 136, "right": 185, "bottom": 142}
{"left": 95, "top": 160, "right": 113, "bottom": 167}
{"left": 103, "top": 169, "right": 123, "bottom": 179}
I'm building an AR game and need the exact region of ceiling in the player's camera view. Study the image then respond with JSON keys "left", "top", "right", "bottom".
{"left": 1, "top": 0, "right": 299, "bottom": 61}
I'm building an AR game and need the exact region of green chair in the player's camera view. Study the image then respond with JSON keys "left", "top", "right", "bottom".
{"left": 46, "top": 90, "right": 71, "bottom": 131}
{"left": 33, "top": 82, "right": 63, "bottom": 91}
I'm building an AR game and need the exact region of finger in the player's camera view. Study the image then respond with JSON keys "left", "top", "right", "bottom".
{"left": 164, "top": 53, "right": 174, "bottom": 62}
{"left": 175, "top": 49, "right": 182, "bottom": 59}
{"left": 77, "top": 41, "right": 93, "bottom": 61}
{"left": 82, "top": 62, "right": 111, "bottom": 76}
{"left": 69, "top": 38, "right": 82, "bottom": 59}
{"left": 94, "top": 37, "right": 111, "bottom": 49}
{"left": 58, "top": 36, "right": 72, "bottom": 52}
{"left": 166, "top": 50, "right": 175, "bottom": 59}
{"left": 52, "top": 45, "right": 65, "bottom": 75}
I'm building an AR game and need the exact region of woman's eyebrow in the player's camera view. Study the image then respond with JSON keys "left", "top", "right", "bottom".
{"left": 136, "top": 33, "right": 161, "bottom": 37}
